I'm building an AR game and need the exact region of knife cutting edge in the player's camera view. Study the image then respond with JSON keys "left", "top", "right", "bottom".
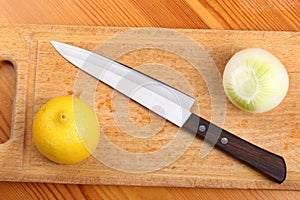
{"left": 50, "top": 41, "right": 286, "bottom": 183}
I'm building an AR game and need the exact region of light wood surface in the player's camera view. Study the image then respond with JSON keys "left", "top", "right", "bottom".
{"left": 0, "top": 0, "right": 300, "bottom": 199}
{"left": 1, "top": 24, "right": 299, "bottom": 188}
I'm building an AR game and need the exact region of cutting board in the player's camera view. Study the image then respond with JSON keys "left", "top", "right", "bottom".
{"left": 0, "top": 24, "right": 299, "bottom": 190}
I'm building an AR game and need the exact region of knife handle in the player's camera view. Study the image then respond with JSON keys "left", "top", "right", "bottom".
{"left": 183, "top": 113, "right": 286, "bottom": 183}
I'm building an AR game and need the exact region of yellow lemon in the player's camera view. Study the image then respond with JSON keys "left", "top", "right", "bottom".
{"left": 32, "top": 96, "right": 100, "bottom": 164}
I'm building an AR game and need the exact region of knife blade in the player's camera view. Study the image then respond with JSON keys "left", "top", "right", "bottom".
{"left": 51, "top": 41, "right": 286, "bottom": 183}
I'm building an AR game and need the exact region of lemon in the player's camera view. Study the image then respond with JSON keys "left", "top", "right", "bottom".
{"left": 32, "top": 96, "right": 100, "bottom": 164}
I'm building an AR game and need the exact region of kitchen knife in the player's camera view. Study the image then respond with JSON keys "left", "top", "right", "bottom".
{"left": 51, "top": 41, "right": 286, "bottom": 183}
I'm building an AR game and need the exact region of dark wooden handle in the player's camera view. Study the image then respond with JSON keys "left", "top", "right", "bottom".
{"left": 183, "top": 113, "right": 286, "bottom": 183}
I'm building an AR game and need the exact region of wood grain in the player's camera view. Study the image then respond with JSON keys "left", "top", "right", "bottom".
{"left": 0, "top": 0, "right": 299, "bottom": 199}
{"left": 0, "top": 182, "right": 300, "bottom": 200}
{"left": 1, "top": 24, "right": 299, "bottom": 189}
{"left": 0, "top": 61, "right": 15, "bottom": 143}
{"left": 0, "top": 0, "right": 299, "bottom": 30}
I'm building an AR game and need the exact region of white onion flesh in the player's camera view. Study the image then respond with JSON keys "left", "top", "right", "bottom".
{"left": 223, "top": 48, "right": 289, "bottom": 113}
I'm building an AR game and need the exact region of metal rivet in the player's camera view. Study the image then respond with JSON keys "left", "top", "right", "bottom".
{"left": 199, "top": 125, "right": 206, "bottom": 132}
{"left": 221, "top": 137, "right": 228, "bottom": 144}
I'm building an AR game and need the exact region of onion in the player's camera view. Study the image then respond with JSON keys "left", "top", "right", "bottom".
{"left": 223, "top": 48, "right": 289, "bottom": 113}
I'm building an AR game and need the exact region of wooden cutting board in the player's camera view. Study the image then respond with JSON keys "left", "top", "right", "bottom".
{"left": 0, "top": 24, "right": 299, "bottom": 190}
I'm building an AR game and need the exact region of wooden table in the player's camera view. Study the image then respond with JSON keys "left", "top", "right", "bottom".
{"left": 0, "top": 0, "right": 299, "bottom": 199}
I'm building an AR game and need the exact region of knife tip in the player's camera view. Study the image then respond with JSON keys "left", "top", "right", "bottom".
{"left": 50, "top": 41, "right": 59, "bottom": 46}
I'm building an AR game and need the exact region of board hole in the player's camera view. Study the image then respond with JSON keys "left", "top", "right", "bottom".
{"left": 0, "top": 60, "right": 16, "bottom": 144}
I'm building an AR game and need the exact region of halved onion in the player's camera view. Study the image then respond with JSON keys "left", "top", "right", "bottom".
{"left": 223, "top": 48, "right": 289, "bottom": 113}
